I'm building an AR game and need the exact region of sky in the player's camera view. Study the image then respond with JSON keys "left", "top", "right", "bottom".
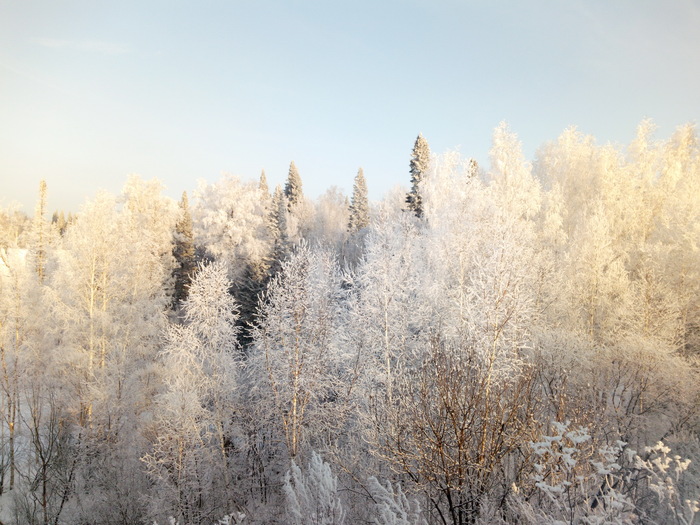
{"left": 1, "top": 0, "right": 699, "bottom": 214}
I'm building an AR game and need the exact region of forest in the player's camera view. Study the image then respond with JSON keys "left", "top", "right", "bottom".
{"left": 0, "top": 120, "right": 699, "bottom": 525}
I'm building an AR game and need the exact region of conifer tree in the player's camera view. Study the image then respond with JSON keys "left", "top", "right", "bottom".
{"left": 468, "top": 158, "right": 479, "bottom": 179}
{"left": 52, "top": 210, "right": 68, "bottom": 236}
{"left": 172, "top": 191, "right": 196, "bottom": 307}
{"left": 30, "top": 180, "right": 49, "bottom": 284}
{"left": 406, "top": 134, "right": 431, "bottom": 218}
{"left": 269, "top": 185, "right": 291, "bottom": 265}
{"left": 259, "top": 170, "right": 270, "bottom": 202}
{"left": 348, "top": 167, "right": 370, "bottom": 232}
{"left": 284, "top": 161, "right": 303, "bottom": 210}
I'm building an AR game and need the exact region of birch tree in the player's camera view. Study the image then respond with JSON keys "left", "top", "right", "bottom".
{"left": 144, "top": 260, "right": 241, "bottom": 524}
{"left": 250, "top": 242, "right": 346, "bottom": 460}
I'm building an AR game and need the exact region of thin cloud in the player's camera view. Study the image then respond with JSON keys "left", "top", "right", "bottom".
{"left": 30, "top": 38, "right": 131, "bottom": 55}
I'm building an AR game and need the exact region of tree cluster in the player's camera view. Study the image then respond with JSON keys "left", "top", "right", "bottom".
{"left": 1, "top": 121, "right": 699, "bottom": 524}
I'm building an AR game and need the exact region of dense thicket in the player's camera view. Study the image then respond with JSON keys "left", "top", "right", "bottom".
{"left": 0, "top": 121, "right": 699, "bottom": 524}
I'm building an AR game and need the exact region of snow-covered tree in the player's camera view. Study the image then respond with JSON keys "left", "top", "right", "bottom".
{"left": 191, "top": 175, "right": 270, "bottom": 283}
{"left": 348, "top": 168, "right": 370, "bottom": 232}
{"left": 283, "top": 451, "right": 346, "bottom": 525}
{"left": 0, "top": 248, "right": 32, "bottom": 493}
{"left": 0, "top": 206, "right": 30, "bottom": 249}
{"left": 406, "top": 134, "right": 431, "bottom": 218}
{"left": 45, "top": 181, "right": 178, "bottom": 522}
{"left": 144, "top": 260, "right": 240, "bottom": 524}
{"left": 347, "top": 211, "right": 427, "bottom": 406}
{"left": 172, "top": 191, "right": 196, "bottom": 306}
{"left": 366, "top": 477, "right": 427, "bottom": 525}
{"left": 306, "top": 187, "right": 349, "bottom": 251}
{"left": 250, "top": 242, "right": 346, "bottom": 459}
{"left": 24, "top": 180, "right": 59, "bottom": 286}
{"left": 285, "top": 161, "right": 304, "bottom": 210}
{"left": 375, "top": 335, "right": 536, "bottom": 524}
{"left": 259, "top": 169, "right": 270, "bottom": 202}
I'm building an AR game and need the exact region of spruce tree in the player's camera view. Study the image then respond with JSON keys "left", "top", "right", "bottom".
{"left": 269, "top": 185, "right": 290, "bottom": 264}
{"left": 468, "top": 158, "right": 479, "bottom": 179}
{"left": 53, "top": 210, "right": 68, "bottom": 236}
{"left": 284, "top": 161, "right": 303, "bottom": 210}
{"left": 172, "top": 191, "right": 196, "bottom": 307}
{"left": 30, "top": 180, "right": 49, "bottom": 283}
{"left": 406, "top": 134, "right": 431, "bottom": 218}
{"left": 348, "top": 168, "right": 370, "bottom": 232}
{"left": 259, "top": 170, "right": 270, "bottom": 202}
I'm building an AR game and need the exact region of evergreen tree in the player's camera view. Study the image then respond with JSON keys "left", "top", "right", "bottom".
{"left": 259, "top": 169, "right": 270, "bottom": 202}
{"left": 29, "top": 180, "right": 49, "bottom": 284}
{"left": 269, "top": 185, "right": 291, "bottom": 266}
{"left": 172, "top": 191, "right": 196, "bottom": 307}
{"left": 52, "top": 210, "right": 68, "bottom": 236}
{"left": 284, "top": 161, "right": 303, "bottom": 210}
{"left": 406, "top": 134, "right": 431, "bottom": 218}
{"left": 468, "top": 158, "right": 479, "bottom": 179}
{"left": 348, "top": 167, "right": 370, "bottom": 232}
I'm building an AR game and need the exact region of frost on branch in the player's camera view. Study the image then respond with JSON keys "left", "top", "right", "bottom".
{"left": 634, "top": 441, "right": 699, "bottom": 525}
{"left": 283, "top": 451, "right": 346, "bottom": 525}
{"left": 513, "top": 420, "right": 636, "bottom": 524}
{"left": 366, "top": 476, "right": 427, "bottom": 525}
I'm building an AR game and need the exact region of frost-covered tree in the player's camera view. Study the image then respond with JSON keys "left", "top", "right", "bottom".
{"left": 267, "top": 184, "right": 292, "bottom": 267}
{"left": 285, "top": 161, "right": 304, "bottom": 210}
{"left": 26, "top": 180, "right": 54, "bottom": 285}
{"left": 376, "top": 335, "right": 536, "bottom": 524}
{"left": 347, "top": 211, "right": 428, "bottom": 406}
{"left": 172, "top": 191, "right": 196, "bottom": 307}
{"left": 259, "top": 169, "right": 270, "bottom": 202}
{"left": 283, "top": 451, "right": 346, "bottom": 525}
{"left": 191, "top": 175, "right": 270, "bottom": 283}
{"left": 348, "top": 168, "right": 370, "bottom": 233}
{"left": 336, "top": 212, "right": 435, "bottom": 507}
{"left": 0, "top": 206, "right": 30, "bottom": 249}
{"left": 144, "top": 260, "right": 240, "bottom": 525}
{"left": 306, "top": 187, "right": 349, "bottom": 251}
{"left": 121, "top": 176, "right": 179, "bottom": 304}
{"left": 250, "top": 242, "right": 346, "bottom": 459}
{"left": 406, "top": 134, "right": 431, "bottom": 218}
{"left": 366, "top": 477, "right": 427, "bottom": 525}
{"left": 52, "top": 192, "right": 123, "bottom": 423}
{"left": 45, "top": 181, "right": 178, "bottom": 523}
{"left": 0, "top": 248, "right": 33, "bottom": 493}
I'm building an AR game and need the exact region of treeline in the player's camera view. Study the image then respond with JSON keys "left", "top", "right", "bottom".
{"left": 0, "top": 120, "right": 699, "bottom": 524}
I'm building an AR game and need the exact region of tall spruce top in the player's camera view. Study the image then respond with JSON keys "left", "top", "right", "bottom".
{"left": 259, "top": 170, "right": 270, "bottom": 201}
{"left": 348, "top": 167, "right": 370, "bottom": 232}
{"left": 173, "top": 190, "right": 196, "bottom": 305}
{"left": 406, "top": 134, "right": 431, "bottom": 218}
{"left": 284, "top": 161, "right": 303, "bottom": 209}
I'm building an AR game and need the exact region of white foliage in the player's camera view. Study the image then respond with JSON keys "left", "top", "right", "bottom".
{"left": 347, "top": 211, "right": 429, "bottom": 402}
{"left": 515, "top": 421, "right": 637, "bottom": 524}
{"left": 306, "top": 186, "right": 350, "bottom": 249}
{"left": 192, "top": 175, "right": 270, "bottom": 280}
{"left": 635, "top": 441, "right": 699, "bottom": 525}
{"left": 366, "top": 477, "right": 426, "bottom": 525}
{"left": 422, "top": 146, "right": 540, "bottom": 378}
{"left": 144, "top": 260, "right": 240, "bottom": 524}
{"left": 283, "top": 451, "right": 346, "bottom": 525}
{"left": 251, "top": 241, "right": 347, "bottom": 458}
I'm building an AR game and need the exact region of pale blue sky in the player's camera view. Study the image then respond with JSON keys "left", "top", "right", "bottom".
{"left": 1, "top": 0, "right": 699, "bottom": 213}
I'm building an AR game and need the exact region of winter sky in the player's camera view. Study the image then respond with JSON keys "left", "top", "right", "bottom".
{"left": 1, "top": 0, "right": 699, "bottom": 213}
